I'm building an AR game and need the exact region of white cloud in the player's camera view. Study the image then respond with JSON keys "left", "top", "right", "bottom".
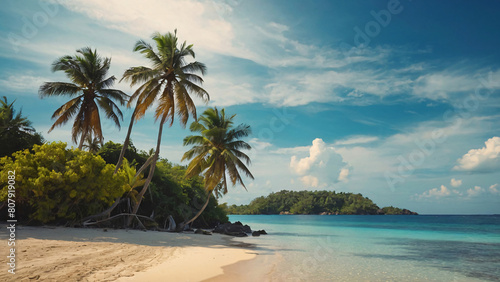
{"left": 422, "top": 185, "right": 452, "bottom": 198}
{"left": 338, "top": 168, "right": 349, "bottom": 182}
{"left": 450, "top": 178, "right": 462, "bottom": 187}
{"left": 467, "top": 186, "right": 484, "bottom": 197}
{"left": 334, "top": 136, "right": 379, "bottom": 146}
{"left": 249, "top": 138, "right": 272, "bottom": 150}
{"left": 453, "top": 137, "right": 500, "bottom": 172}
{"left": 290, "top": 138, "right": 348, "bottom": 188}
{"left": 0, "top": 74, "right": 49, "bottom": 93}
{"left": 60, "top": 0, "right": 238, "bottom": 58}
{"left": 489, "top": 184, "right": 499, "bottom": 194}
{"left": 265, "top": 69, "right": 412, "bottom": 107}
{"left": 290, "top": 138, "right": 328, "bottom": 175}
{"left": 300, "top": 175, "right": 319, "bottom": 187}
{"left": 412, "top": 69, "right": 500, "bottom": 101}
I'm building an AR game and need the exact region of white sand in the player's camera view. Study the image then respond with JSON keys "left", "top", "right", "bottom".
{"left": 0, "top": 225, "right": 276, "bottom": 282}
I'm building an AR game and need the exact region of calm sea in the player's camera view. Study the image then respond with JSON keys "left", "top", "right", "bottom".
{"left": 228, "top": 215, "right": 500, "bottom": 281}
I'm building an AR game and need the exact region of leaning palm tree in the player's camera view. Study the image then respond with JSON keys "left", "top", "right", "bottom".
{"left": 181, "top": 107, "right": 254, "bottom": 227}
{"left": 120, "top": 30, "right": 209, "bottom": 224}
{"left": 39, "top": 47, "right": 128, "bottom": 150}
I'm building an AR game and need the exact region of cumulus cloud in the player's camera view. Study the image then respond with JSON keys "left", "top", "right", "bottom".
{"left": 450, "top": 178, "right": 462, "bottom": 187}
{"left": 300, "top": 175, "right": 319, "bottom": 187}
{"left": 338, "top": 168, "right": 350, "bottom": 182}
{"left": 467, "top": 186, "right": 484, "bottom": 197}
{"left": 453, "top": 137, "right": 500, "bottom": 172}
{"left": 423, "top": 185, "right": 451, "bottom": 198}
{"left": 290, "top": 138, "right": 328, "bottom": 175}
{"left": 416, "top": 185, "right": 464, "bottom": 200}
{"left": 489, "top": 184, "right": 499, "bottom": 194}
{"left": 290, "top": 138, "right": 349, "bottom": 187}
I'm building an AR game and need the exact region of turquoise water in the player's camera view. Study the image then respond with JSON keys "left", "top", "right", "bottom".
{"left": 229, "top": 215, "right": 500, "bottom": 281}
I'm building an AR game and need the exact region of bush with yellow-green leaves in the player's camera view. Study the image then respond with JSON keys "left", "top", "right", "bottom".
{"left": 0, "top": 142, "right": 128, "bottom": 224}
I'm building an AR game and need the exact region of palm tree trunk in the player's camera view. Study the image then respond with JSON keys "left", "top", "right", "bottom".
{"left": 127, "top": 115, "right": 166, "bottom": 227}
{"left": 183, "top": 192, "right": 212, "bottom": 226}
{"left": 182, "top": 174, "right": 226, "bottom": 229}
{"left": 78, "top": 130, "right": 87, "bottom": 150}
{"left": 114, "top": 107, "right": 137, "bottom": 174}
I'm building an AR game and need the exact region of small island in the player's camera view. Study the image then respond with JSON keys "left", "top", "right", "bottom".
{"left": 227, "top": 190, "right": 418, "bottom": 215}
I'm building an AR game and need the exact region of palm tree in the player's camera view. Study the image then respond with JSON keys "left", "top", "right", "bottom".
{"left": 39, "top": 47, "right": 128, "bottom": 150}
{"left": 120, "top": 30, "right": 209, "bottom": 224}
{"left": 181, "top": 107, "right": 254, "bottom": 227}
{"left": 82, "top": 134, "right": 101, "bottom": 154}
{"left": 0, "top": 96, "right": 43, "bottom": 157}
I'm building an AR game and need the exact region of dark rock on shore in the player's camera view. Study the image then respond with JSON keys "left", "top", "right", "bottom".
{"left": 252, "top": 231, "right": 260, "bottom": 236}
{"left": 213, "top": 222, "right": 252, "bottom": 237}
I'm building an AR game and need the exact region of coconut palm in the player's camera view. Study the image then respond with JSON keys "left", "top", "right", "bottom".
{"left": 39, "top": 47, "right": 128, "bottom": 150}
{"left": 0, "top": 96, "right": 43, "bottom": 157}
{"left": 82, "top": 134, "right": 101, "bottom": 154}
{"left": 120, "top": 30, "right": 209, "bottom": 223}
{"left": 181, "top": 107, "right": 254, "bottom": 226}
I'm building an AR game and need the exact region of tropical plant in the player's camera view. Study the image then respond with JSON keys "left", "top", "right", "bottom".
{"left": 0, "top": 96, "right": 44, "bottom": 157}
{"left": 181, "top": 107, "right": 254, "bottom": 226}
{"left": 120, "top": 158, "right": 147, "bottom": 210}
{"left": 39, "top": 47, "right": 128, "bottom": 150}
{"left": 82, "top": 134, "right": 102, "bottom": 154}
{"left": 0, "top": 142, "right": 128, "bottom": 223}
{"left": 118, "top": 30, "right": 209, "bottom": 225}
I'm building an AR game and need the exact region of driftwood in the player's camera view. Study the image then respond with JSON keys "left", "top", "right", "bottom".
{"left": 82, "top": 213, "right": 156, "bottom": 230}
{"left": 80, "top": 197, "right": 128, "bottom": 223}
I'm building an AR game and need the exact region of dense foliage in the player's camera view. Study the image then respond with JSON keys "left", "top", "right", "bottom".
{"left": 0, "top": 141, "right": 229, "bottom": 227}
{"left": 227, "top": 190, "right": 417, "bottom": 215}
{"left": 0, "top": 96, "right": 43, "bottom": 157}
{"left": 96, "top": 141, "right": 229, "bottom": 228}
{"left": 0, "top": 142, "right": 128, "bottom": 223}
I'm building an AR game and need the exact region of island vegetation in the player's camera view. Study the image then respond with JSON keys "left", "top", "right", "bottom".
{"left": 227, "top": 190, "right": 418, "bottom": 215}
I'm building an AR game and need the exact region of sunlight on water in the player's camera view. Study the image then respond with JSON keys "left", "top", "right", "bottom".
{"left": 230, "top": 215, "right": 500, "bottom": 281}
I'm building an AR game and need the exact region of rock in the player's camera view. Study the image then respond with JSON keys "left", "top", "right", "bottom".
{"left": 213, "top": 222, "right": 252, "bottom": 237}
{"left": 242, "top": 225, "right": 252, "bottom": 233}
{"left": 213, "top": 223, "right": 231, "bottom": 234}
{"left": 280, "top": 211, "right": 291, "bottom": 215}
{"left": 252, "top": 231, "right": 261, "bottom": 237}
{"left": 257, "top": 230, "right": 267, "bottom": 235}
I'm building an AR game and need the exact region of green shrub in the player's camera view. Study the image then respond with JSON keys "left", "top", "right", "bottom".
{"left": 0, "top": 142, "right": 128, "bottom": 223}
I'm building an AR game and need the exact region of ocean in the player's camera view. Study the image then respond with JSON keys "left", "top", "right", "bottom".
{"left": 228, "top": 215, "right": 500, "bottom": 281}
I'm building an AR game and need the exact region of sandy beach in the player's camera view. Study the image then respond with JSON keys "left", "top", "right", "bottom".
{"left": 0, "top": 224, "right": 277, "bottom": 282}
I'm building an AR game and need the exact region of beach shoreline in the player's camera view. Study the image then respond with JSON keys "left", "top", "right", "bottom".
{"left": 0, "top": 224, "right": 276, "bottom": 282}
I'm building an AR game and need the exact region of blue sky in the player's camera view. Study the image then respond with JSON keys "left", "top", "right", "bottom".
{"left": 1, "top": 0, "right": 499, "bottom": 214}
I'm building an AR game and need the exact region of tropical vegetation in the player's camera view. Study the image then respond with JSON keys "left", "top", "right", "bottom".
{"left": 226, "top": 190, "right": 418, "bottom": 215}
{"left": 0, "top": 96, "right": 44, "bottom": 157}
{"left": 116, "top": 30, "right": 209, "bottom": 224}
{"left": 38, "top": 47, "right": 128, "bottom": 150}
{"left": 0, "top": 142, "right": 129, "bottom": 223}
{"left": 181, "top": 107, "right": 254, "bottom": 227}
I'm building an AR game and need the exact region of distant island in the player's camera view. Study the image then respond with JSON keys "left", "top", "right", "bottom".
{"left": 227, "top": 190, "right": 418, "bottom": 215}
